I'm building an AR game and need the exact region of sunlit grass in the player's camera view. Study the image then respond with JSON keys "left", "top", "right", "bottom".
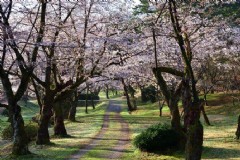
{"left": 120, "top": 92, "right": 240, "bottom": 160}
{"left": 1, "top": 92, "right": 240, "bottom": 160}
{"left": 0, "top": 100, "right": 108, "bottom": 160}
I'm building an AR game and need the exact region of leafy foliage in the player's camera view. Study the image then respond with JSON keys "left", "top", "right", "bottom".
{"left": 204, "top": 3, "right": 240, "bottom": 26}
{"left": 78, "top": 94, "right": 100, "bottom": 101}
{"left": 141, "top": 85, "right": 157, "bottom": 103}
{"left": 133, "top": 123, "right": 181, "bottom": 152}
{"left": 133, "top": 0, "right": 156, "bottom": 15}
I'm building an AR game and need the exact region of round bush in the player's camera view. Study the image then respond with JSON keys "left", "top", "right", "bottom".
{"left": 141, "top": 85, "right": 157, "bottom": 103}
{"left": 25, "top": 122, "right": 38, "bottom": 141}
{"left": 1, "top": 122, "right": 38, "bottom": 141}
{"left": 1, "top": 125, "right": 12, "bottom": 140}
{"left": 133, "top": 123, "right": 180, "bottom": 152}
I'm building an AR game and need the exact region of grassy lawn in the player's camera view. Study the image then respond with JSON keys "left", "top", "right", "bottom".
{"left": 0, "top": 100, "right": 108, "bottom": 160}
{"left": 1, "top": 92, "right": 240, "bottom": 160}
{"left": 120, "top": 92, "right": 240, "bottom": 160}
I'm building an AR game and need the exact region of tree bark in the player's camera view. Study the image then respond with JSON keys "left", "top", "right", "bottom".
{"left": 68, "top": 101, "right": 77, "bottom": 122}
{"left": 153, "top": 68, "right": 182, "bottom": 131}
{"left": 159, "top": 100, "right": 164, "bottom": 117}
{"left": 182, "top": 79, "right": 203, "bottom": 160}
{"left": 91, "top": 94, "right": 95, "bottom": 110}
{"left": 121, "top": 78, "right": 133, "bottom": 112}
{"left": 105, "top": 85, "right": 109, "bottom": 99}
{"left": 236, "top": 115, "right": 240, "bottom": 139}
{"left": 200, "top": 104, "right": 211, "bottom": 126}
{"left": 12, "top": 104, "right": 30, "bottom": 155}
{"left": 53, "top": 102, "right": 67, "bottom": 136}
{"left": 85, "top": 86, "right": 89, "bottom": 114}
{"left": 169, "top": 100, "right": 182, "bottom": 132}
{"left": 36, "top": 94, "right": 54, "bottom": 145}
{"left": 203, "top": 92, "right": 208, "bottom": 106}
{"left": 68, "top": 90, "right": 78, "bottom": 122}
{"left": 185, "top": 119, "right": 203, "bottom": 160}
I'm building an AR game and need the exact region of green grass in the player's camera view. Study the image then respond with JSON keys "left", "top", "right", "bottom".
{"left": 120, "top": 98, "right": 181, "bottom": 160}
{"left": 120, "top": 92, "right": 240, "bottom": 160}
{"left": 0, "top": 100, "right": 108, "bottom": 160}
{"left": 1, "top": 92, "right": 240, "bottom": 159}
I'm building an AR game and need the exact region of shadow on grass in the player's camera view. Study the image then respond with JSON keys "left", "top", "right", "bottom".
{"left": 138, "top": 149, "right": 185, "bottom": 160}
{"left": 202, "top": 146, "right": 240, "bottom": 159}
{"left": 51, "top": 134, "right": 76, "bottom": 139}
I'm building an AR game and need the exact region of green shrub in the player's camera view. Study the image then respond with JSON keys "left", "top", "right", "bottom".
{"left": 141, "top": 85, "right": 157, "bottom": 103}
{"left": 1, "top": 122, "right": 38, "bottom": 141}
{"left": 32, "top": 114, "right": 41, "bottom": 123}
{"left": 78, "top": 93, "right": 100, "bottom": 101}
{"left": 25, "top": 122, "right": 38, "bottom": 141}
{"left": 133, "top": 123, "right": 180, "bottom": 152}
{"left": 1, "top": 125, "right": 12, "bottom": 140}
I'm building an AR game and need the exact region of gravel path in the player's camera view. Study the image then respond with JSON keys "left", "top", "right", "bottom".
{"left": 68, "top": 100, "right": 130, "bottom": 160}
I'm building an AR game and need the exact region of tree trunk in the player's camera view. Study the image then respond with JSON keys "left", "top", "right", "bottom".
{"left": 203, "top": 92, "right": 208, "bottom": 106}
{"left": 68, "top": 90, "right": 78, "bottom": 122}
{"left": 182, "top": 80, "right": 203, "bottom": 160}
{"left": 185, "top": 119, "right": 203, "bottom": 160}
{"left": 121, "top": 78, "right": 133, "bottom": 112}
{"left": 68, "top": 102, "right": 77, "bottom": 122}
{"left": 12, "top": 104, "right": 30, "bottom": 155}
{"left": 132, "top": 96, "right": 137, "bottom": 110}
{"left": 169, "top": 100, "right": 182, "bottom": 131}
{"left": 85, "top": 87, "right": 89, "bottom": 114}
{"left": 53, "top": 102, "right": 67, "bottom": 136}
{"left": 106, "top": 85, "right": 109, "bottom": 99}
{"left": 91, "top": 94, "right": 95, "bottom": 110}
{"left": 200, "top": 104, "right": 211, "bottom": 126}
{"left": 236, "top": 115, "right": 240, "bottom": 139}
{"left": 36, "top": 95, "right": 54, "bottom": 145}
{"left": 159, "top": 100, "right": 164, "bottom": 117}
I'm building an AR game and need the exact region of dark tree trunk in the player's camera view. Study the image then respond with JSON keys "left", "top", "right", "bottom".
{"left": 182, "top": 80, "right": 203, "bottom": 160}
{"left": 105, "top": 85, "right": 109, "bottom": 99}
{"left": 53, "top": 102, "right": 67, "bottom": 136}
{"left": 159, "top": 100, "right": 164, "bottom": 117}
{"left": 68, "top": 90, "right": 78, "bottom": 122}
{"left": 12, "top": 104, "right": 30, "bottom": 155}
{"left": 153, "top": 68, "right": 182, "bottom": 130}
{"left": 159, "top": 107, "right": 163, "bottom": 117}
{"left": 1, "top": 77, "right": 31, "bottom": 155}
{"left": 91, "top": 94, "right": 95, "bottom": 110}
{"left": 121, "top": 78, "right": 133, "bottom": 112}
{"left": 236, "top": 115, "right": 240, "bottom": 139}
{"left": 186, "top": 119, "right": 203, "bottom": 160}
{"left": 169, "top": 100, "right": 182, "bottom": 131}
{"left": 85, "top": 86, "right": 89, "bottom": 114}
{"left": 129, "top": 85, "right": 137, "bottom": 110}
{"left": 203, "top": 92, "right": 208, "bottom": 106}
{"left": 68, "top": 101, "right": 77, "bottom": 122}
{"left": 201, "top": 104, "right": 211, "bottom": 126}
{"left": 132, "top": 97, "right": 137, "bottom": 110}
{"left": 36, "top": 95, "right": 54, "bottom": 145}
